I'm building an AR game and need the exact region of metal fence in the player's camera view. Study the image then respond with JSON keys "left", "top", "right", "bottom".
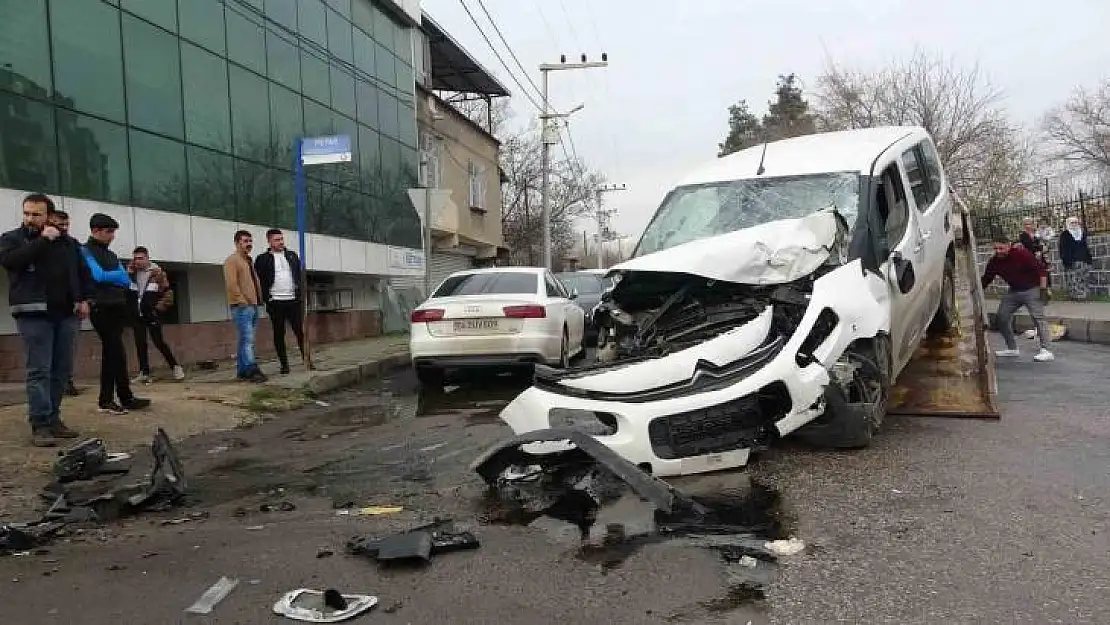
{"left": 969, "top": 191, "right": 1110, "bottom": 240}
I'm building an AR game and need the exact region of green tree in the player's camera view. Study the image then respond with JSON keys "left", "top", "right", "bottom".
{"left": 718, "top": 74, "right": 816, "bottom": 157}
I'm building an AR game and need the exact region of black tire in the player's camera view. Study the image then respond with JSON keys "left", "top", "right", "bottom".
{"left": 794, "top": 336, "right": 892, "bottom": 449}
{"left": 415, "top": 367, "right": 445, "bottom": 390}
{"left": 558, "top": 328, "right": 570, "bottom": 369}
{"left": 928, "top": 256, "right": 957, "bottom": 336}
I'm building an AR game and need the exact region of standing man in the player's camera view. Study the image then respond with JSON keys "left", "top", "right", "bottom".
{"left": 982, "top": 233, "right": 1055, "bottom": 363}
{"left": 50, "top": 210, "right": 82, "bottom": 397}
{"left": 224, "top": 230, "right": 267, "bottom": 383}
{"left": 0, "top": 194, "right": 91, "bottom": 446}
{"left": 254, "top": 229, "right": 304, "bottom": 375}
{"left": 82, "top": 213, "right": 151, "bottom": 414}
{"left": 128, "top": 246, "right": 185, "bottom": 383}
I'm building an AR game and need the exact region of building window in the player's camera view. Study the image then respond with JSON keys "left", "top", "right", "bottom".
{"left": 50, "top": 0, "right": 126, "bottom": 122}
{"left": 468, "top": 160, "right": 486, "bottom": 211}
{"left": 181, "top": 41, "right": 231, "bottom": 152}
{"left": 57, "top": 111, "right": 131, "bottom": 206}
{"left": 419, "top": 131, "right": 439, "bottom": 188}
{"left": 122, "top": 14, "right": 184, "bottom": 139}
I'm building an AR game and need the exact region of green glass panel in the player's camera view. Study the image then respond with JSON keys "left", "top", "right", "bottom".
{"left": 352, "top": 29, "right": 375, "bottom": 75}
{"left": 302, "top": 97, "right": 334, "bottom": 182}
{"left": 178, "top": 0, "right": 226, "bottom": 55}
{"left": 355, "top": 80, "right": 379, "bottom": 129}
{"left": 266, "top": 30, "right": 301, "bottom": 91}
{"left": 330, "top": 66, "right": 356, "bottom": 119}
{"left": 377, "top": 89, "right": 398, "bottom": 139}
{"left": 49, "top": 0, "right": 125, "bottom": 122}
{"left": 235, "top": 158, "right": 276, "bottom": 225}
{"left": 397, "top": 100, "right": 416, "bottom": 148}
{"left": 326, "top": 0, "right": 351, "bottom": 18}
{"left": 300, "top": 49, "right": 330, "bottom": 104}
{"left": 334, "top": 113, "right": 358, "bottom": 188}
{"left": 181, "top": 42, "right": 231, "bottom": 152}
{"left": 298, "top": 0, "right": 327, "bottom": 47}
{"left": 229, "top": 65, "right": 271, "bottom": 162}
{"left": 374, "top": 41, "right": 393, "bottom": 88}
{"left": 399, "top": 144, "right": 418, "bottom": 188}
{"left": 395, "top": 57, "right": 413, "bottom": 95}
{"left": 326, "top": 7, "right": 353, "bottom": 63}
{"left": 122, "top": 0, "right": 177, "bottom": 32}
{"left": 122, "top": 14, "right": 183, "bottom": 138}
{"left": 57, "top": 111, "right": 130, "bottom": 205}
{"left": 357, "top": 124, "right": 380, "bottom": 194}
{"left": 394, "top": 24, "right": 411, "bottom": 62}
{"left": 351, "top": 0, "right": 373, "bottom": 35}
{"left": 0, "top": 0, "right": 52, "bottom": 99}
{"left": 226, "top": 7, "right": 266, "bottom": 75}
{"left": 365, "top": 195, "right": 389, "bottom": 244}
{"left": 371, "top": 4, "right": 391, "bottom": 47}
{"left": 264, "top": 0, "right": 297, "bottom": 31}
{"left": 186, "top": 144, "right": 233, "bottom": 218}
{"left": 0, "top": 92, "right": 58, "bottom": 192}
{"left": 269, "top": 83, "right": 303, "bottom": 169}
{"left": 130, "top": 128, "right": 186, "bottom": 212}
{"left": 273, "top": 168, "right": 296, "bottom": 228}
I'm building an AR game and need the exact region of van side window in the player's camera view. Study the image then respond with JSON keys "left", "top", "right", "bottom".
{"left": 901, "top": 146, "right": 934, "bottom": 210}
{"left": 919, "top": 140, "right": 944, "bottom": 201}
{"left": 880, "top": 164, "right": 910, "bottom": 248}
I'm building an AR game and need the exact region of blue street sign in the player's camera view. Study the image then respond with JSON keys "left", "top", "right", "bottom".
{"left": 300, "top": 135, "right": 352, "bottom": 165}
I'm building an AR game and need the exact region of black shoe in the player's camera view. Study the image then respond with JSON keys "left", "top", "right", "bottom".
{"left": 98, "top": 402, "right": 128, "bottom": 415}
{"left": 248, "top": 368, "right": 268, "bottom": 383}
{"left": 65, "top": 382, "right": 80, "bottom": 396}
{"left": 32, "top": 427, "right": 59, "bottom": 448}
{"left": 121, "top": 397, "right": 151, "bottom": 411}
{"left": 279, "top": 364, "right": 291, "bottom": 375}
{"left": 51, "top": 421, "right": 80, "bottom": 439}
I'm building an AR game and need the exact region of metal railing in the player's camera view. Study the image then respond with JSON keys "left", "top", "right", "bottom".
{"left": 969, "top": 190, "right": 1110, "bottom": 239}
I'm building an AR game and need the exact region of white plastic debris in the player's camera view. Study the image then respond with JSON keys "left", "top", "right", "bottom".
{"left": 273, "top": 588, "right": 377, "bottom": 622}
{"left": 764, "top": 537, "right": 806, "bottom": 556}
{"left": 738, "top": 555, "right": 759, "bottom": 568}
{"left": 185, "top": 576, "right": 239, "bottom": 614}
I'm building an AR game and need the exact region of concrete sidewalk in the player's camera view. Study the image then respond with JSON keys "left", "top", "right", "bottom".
{"left": 186, "top": 334, "right": 411, "bottom": 395}
{"left": 985, "top": 298, "right": 1110, "bottom": 343}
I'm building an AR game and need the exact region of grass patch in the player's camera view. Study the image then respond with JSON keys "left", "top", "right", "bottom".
{"left": 245, "top": 386, "right": 314, "bottom": 413}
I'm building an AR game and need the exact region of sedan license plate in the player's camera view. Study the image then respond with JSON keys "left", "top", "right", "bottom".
{"left": 453, "top": 319, "right": 500, "bottom": 333}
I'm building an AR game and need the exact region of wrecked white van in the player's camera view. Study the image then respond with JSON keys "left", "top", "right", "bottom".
{"left": 500, "top": 127, "right": 957, "bottom": 477}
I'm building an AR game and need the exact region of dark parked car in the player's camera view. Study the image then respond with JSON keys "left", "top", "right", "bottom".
{"left": 556, "top": 271, "right": 612, "bottom": 344}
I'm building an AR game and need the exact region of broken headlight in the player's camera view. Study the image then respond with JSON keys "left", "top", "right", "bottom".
{"left": 796, "top": 307, "right": 839, "bottom": 365}
{"left": 548, "top": 409, "right": 618, "bottom": 436}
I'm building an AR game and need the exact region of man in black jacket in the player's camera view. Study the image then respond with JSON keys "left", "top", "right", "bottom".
{"left": 254, "top": 229, "right": 305, "bottom": 375}
{"left": 82, "top": 213, "right": 151, "bottom": 415}
{"left": 0, "top": 194, "right": 91, "bottom": 447}
{"left": 51, "top": 210, "right": 83, "bottom": 397}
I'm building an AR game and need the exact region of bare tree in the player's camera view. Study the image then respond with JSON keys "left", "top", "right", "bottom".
{"left": 449, "top": 99, "right": 603, "bottom": 268}
{"left": 1042, "top": 81, "right": 1110, "bottom": 176}
{"left": 814, "top": 49, "right": 1030, "bottom": 213}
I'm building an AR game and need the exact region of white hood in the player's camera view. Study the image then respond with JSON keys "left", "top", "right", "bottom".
{"left": 615, "top": 210, "right": 840, "bottom": 285}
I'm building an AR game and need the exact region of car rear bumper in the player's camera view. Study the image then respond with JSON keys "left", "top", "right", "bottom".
{"left": 410, "top": 333, "right": 562, "bottom": 368}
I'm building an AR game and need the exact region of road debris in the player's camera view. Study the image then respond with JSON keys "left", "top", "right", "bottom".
{"left": 764, "top": 537, "right": 805, "bottom": 556}
{"left": 347, "top": 518, "right": 480, "bottom": 566}
{"left": 335, "top": 505, "right": 402, "bottom": 516}
{"left": 53, "top": 439, "right": 132, "bottom": 483}
{"left": 260, "top": 501, "right": 298, "bottom": 512}
{"left": 185, "top": 576, "right": 239, "bottom": 615}
{"left": 272, "top": 588, "right": 377, "bottom": 623}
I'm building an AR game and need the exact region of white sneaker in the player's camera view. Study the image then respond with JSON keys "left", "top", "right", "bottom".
{"left": 995, "top": 349, "right": 1020, "bottom": 358}
{"left": 172, "top": 365, "right": 186, "bottom": 380}
{"left": 132, "top": 373, "right": 151, "bottom": 384}
{"left": 1022, "top": 329, "right": 1037, "bottom": 340}
{"left": 1033, "top": 349, "right": 1055, "bottom": 362}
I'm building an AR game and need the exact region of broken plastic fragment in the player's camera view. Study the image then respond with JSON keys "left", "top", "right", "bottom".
{"left": 335, "top": 505, "right": 402, "bottom": 516}
{"left": 764, "top": 537, "right": 805, "bottom": 556}
{"left": 272, "top": 588, "right": 377, "bottom": 622}
{"left": 184, "top": 576, "right": 239, "bottom": 614}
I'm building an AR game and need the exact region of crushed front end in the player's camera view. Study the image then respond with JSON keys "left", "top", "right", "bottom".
{"left": 498, "top": 212, "right": 890, "bottom": 477}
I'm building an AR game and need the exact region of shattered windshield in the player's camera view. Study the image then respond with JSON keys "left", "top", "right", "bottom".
{"left": 634, "top": 172, "right": 860, "bottom": 257}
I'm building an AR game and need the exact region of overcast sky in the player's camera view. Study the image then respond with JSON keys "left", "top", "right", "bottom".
{"left": 422, "top": 0, "right": 1110, "bottom": 240}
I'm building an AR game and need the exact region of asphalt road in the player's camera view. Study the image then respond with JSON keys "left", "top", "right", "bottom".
{"left": 1, "top": 336, "right": 1108, "bottom": 624}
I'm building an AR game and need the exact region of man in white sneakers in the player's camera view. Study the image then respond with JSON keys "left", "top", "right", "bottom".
{"left": 981, "top": 233, "right": 1054, "bottom": 362}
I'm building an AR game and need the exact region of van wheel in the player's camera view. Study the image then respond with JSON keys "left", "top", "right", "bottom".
{"left": 558, "top": 329, "right": 570, "bottom": 369}
{"left": 794, "top": 336, "right": 891, "bottom": 448}
{"left": 929, "top": 256, "right": 957, "bottom": 336}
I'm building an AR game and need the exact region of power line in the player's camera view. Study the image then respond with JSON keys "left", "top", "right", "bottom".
{"left": 474, "top": 0, "right": 547, "bottom": 107}
{"left": 456, "top": 0, "right": 546, "bottom": 113}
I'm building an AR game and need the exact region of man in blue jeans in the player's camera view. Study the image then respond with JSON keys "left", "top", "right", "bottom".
{"left": 0, "top": 194, "right": 92, "bottom": 446}
{"left": 223, "top": 230, "right": 267, "bottom": 383}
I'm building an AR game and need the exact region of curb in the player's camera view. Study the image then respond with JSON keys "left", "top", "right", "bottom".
{"left": 265, "top": 352, "right": 412, "bottom": 395}
{"left": 985, "top": 312, "right": 1110, "bottom": 344}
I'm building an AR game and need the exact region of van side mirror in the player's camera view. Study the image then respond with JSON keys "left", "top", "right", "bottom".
{"left": 890, "top": 251, "right": 916, "bottom": 294}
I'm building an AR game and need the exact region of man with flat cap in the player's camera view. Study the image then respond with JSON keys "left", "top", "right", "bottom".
{"left": 81, "top": 213, "right": 151, "bottom": 414}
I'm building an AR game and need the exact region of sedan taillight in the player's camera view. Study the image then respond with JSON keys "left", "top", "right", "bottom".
{"left": 411, "top": 308, "right": 445, "bottom": 323}
{"left": 503, "top": 305, "right": 546, "bottom": 319}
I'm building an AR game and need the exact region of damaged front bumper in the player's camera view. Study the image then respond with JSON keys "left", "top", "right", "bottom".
{"left": 497, "top": 260, "right": 889, "bottom": 477}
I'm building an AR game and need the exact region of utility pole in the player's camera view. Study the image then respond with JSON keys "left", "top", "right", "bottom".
{"left": 539, "top": 53, "right": 609, "bottom": 270}
{"left": 595, "top": 183, "right": 627, "bottom": 269}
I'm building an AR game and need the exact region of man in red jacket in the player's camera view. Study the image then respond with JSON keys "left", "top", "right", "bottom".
{"left": 981, "top": 233, "right": 1054, "bottom": 362}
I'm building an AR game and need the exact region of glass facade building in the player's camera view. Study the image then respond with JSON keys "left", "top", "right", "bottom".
{"left": 0, "top": 0, "right": 422, "bottom": 249}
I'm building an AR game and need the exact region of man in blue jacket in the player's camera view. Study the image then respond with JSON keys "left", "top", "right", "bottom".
{"left": 0, "top": 194, "right": 92, "bottom": 446}
{"left": 82, "top": 213, "right": 151, "bottom": 414}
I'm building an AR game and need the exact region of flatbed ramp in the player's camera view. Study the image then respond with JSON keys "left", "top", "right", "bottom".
{"left": 887, "top": 205, "right": 1000, "bottom": 419}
